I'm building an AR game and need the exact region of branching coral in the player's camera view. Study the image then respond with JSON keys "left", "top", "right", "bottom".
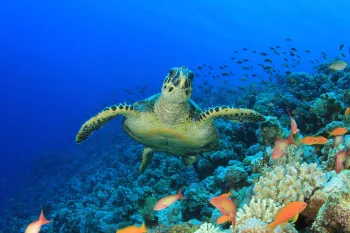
{"left": 254, "top": 162, "right": 325, "bottom": 204}
{"left": 194, "top": 222, "right": 223, "bottom": 233}
{"left": 235, "top": 197, "right": 282, "bottom": 227}
{"left": 234, "top": 219, "right": 297, "bottom": 233}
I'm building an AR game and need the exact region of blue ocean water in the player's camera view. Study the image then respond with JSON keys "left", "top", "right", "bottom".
{"left": 1, "top": 0, "right": 350, "bottom": 232}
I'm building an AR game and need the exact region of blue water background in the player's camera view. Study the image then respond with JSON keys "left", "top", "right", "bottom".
{"left": 1, "top": 0, "right": 349, "bottom": 216}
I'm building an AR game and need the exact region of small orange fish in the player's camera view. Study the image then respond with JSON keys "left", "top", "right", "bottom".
{"left": 329, "top": 127, "right": 348, "bottom": 137}
{"left": 335, "top": 149, "right": 350, "bottom": 174}
{"left": 272, "top": 133, "right": 295, "bottom": 159}
{"left": 210, "top": 190, "right": 236, "bottom": 229}
{"left": 153, "top": 189, "right": 184, "bottom": 211}
{"left": 267, "top": 202, "right": 307, "bottom": 232}
{"left": 25, "top": 209, "right": 51, "bottom": 233}
{"left": 301, "top": 136, "right": 328, "bottom": 145}
{"left": 210, "top": 190, "right": 232, "bottom": 215}
{"left": 116, "top": 223, "right": 147, "bottom": 233}
{"left": 288, "top": 112, "right": 300, "bottom": 134}
{"left": 314, "top": 136, "right": 329, "bottom": 145}
{"left": 345, "top": 107, "right": 350, "bottom": 118}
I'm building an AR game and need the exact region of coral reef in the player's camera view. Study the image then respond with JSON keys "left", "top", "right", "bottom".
{"left": 312, "top": 170, "right": 350, "bottom": 233}
{"left": 235, "top": 197, "right": 282, "bottom": 228}
{"left": 3, "top": 46, "right": 350, "bottom": 233}
{"left": 194, "top": 222, "right": 224, "bottom": 233}
{"left": 254, "top": 162, "right": 325, "bottom": 204}
{"left": 234, "top": 219, "right": 297, "bottom": 233}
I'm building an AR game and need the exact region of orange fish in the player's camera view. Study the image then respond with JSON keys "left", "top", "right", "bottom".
{"left": 288, "top": 112, "right": 300, "bottom": 134}
{"left": 153, "top": 189, "right": 184, "bottom": 211}
{"left": 301, "top": 136, "right": 328, "bottom": 145}
{"left": 210, "top": 190, "right": 232, "bottom": 215}
{"left": 267, "top": 202, "right": 307, "bottom": 232}
{"left": 272, "top": 133, "right": 295, "bottom": 159}
{"left": 345, "top": 107, "right": 350, "bottom": 118}
{"left": 25, "top": 209, "right": 51, "bottom": 233}
{"left": 329, "top": 127, "right": 348, "bottom": 137}
{"left": 314, "top": 136, "right": 329, "bottom": 145}
{"left": 210, "top": 190, "right": 236, "bottom": 229}
{"left": 335, "top": 149, "right": 350, "bottom": 174}
{"left": 116, "top": 223, "right": 147, "bottom": 233}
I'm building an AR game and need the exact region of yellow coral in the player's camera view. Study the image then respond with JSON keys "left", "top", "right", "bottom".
{"left": 254, "top": 162, "right": 325, "bottom": 205}
{"left": 236, "top": 197, "right": 282, "bottom": 227}
{"left": 233, "top": 219, "right": 297, "bottom": 233}
{"left": 194, "top": 222, "right": 224, "bottom": 233}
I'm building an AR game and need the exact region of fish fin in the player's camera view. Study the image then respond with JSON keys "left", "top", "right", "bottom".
{"left": 266, "top": 222, "right": 277, "bottom": 233}
{"left": 222, "top": 189, "right": 232, "bottom": 198}
{"left": 292, "top": 213, "right": 299, "bottom": 223}
{"left": 140, "top": 148, "right": 154, "bottom": 173}
{"left": 177, "top": 189, "right": 185, "bottom": 200}
{"left": 280, "top": 221, "right": 288, "bottom": 228}
{"left": 287, "top": 132, "right": 296, "bottom": 145}
{"left": 216, "top": 215, "right": 231, "bottom": 224}
{"left": 75, "top": 103, "right": 139, "bottom": 143}
{"left": 140, "top": 222, "right": 148, "bottom": 232}
{"left": 182, "top": 155, "right": 197, "bottom": 168}
{"left": 39, "top": 209, "right": 51, "bottom": 225}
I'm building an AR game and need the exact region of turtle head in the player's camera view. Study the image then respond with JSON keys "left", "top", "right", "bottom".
{"left": 161, "top": 66, "right": 194, "bottom": 103}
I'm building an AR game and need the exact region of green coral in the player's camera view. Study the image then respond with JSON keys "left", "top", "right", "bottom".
{"left": 138, "top": 196, "right": 158, "bottom": 226}
{"left": 168, "top": 223, "right": 199, "bottom": 233}
{"left": 257, "top": 116, "right": 283, "bottom": 146}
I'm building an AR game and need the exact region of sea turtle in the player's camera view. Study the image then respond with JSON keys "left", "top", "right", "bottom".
{"left": 76, "top": 66, "right": 266, "bottom": 173}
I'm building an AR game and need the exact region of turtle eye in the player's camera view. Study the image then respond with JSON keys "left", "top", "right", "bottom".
{"left": 169, "top": 69, "right": 175, "bottom": 77}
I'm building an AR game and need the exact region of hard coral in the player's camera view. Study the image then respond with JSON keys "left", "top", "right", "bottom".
{"left": 194, "top": 222, "right": 224, "bottom": 233}
{"left": 312, "top": 92, "right": 344, "bottom": 124}
{"left": 168, "top": 222, "right": 199, "bottom": 233}
{"left": 256, "top": 116, "right": 283, "bottom": 146}
{"left": 234, "top": 218, "right": 297, "bottom": 233}
{"left": 312, "top": 170, "right": 350, "bottom": 233}
{"left": 254, "top": 162, "right": 325, "bottom": 205}
{"left": 235, "top": 197, "right": 282, "bottom": 228}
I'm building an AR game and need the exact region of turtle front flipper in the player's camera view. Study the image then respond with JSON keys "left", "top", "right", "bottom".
{"left": 197, "top": 106, "right": 266, "bottom": 124}
{"left": 76, "top": 103, "right": 139, "bottom": 143}
{"left": 140, "top": 147, "right": 154, "bottom": 173}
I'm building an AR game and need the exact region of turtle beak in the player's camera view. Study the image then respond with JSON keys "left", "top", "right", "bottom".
{"left": 179, "top": 77, "right": 187, "bottom": 89}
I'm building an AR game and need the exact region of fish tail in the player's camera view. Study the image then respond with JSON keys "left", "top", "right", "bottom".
{"left": 266, "top": 222, "right": 277, "bottom": 233}
{"left": 140, "top": 222, "right": 148, "bottom": 232}
{"left": 230, "top": 215, "right": 236, "bottom": 231}
{"left": 287, "top": 132, "right": 295, "bottom": 145}
{"left": 216, "top": 215, "right": 231, "bottom": 224}
{"left": 39, "top": 209, "right": 51, "bottom": 225}
{"left": 178, "top": 189, "right": 185, "bottom": 200}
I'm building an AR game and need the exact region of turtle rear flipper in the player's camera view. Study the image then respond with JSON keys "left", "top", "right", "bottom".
{"left": 182, "top": 155, "right": 197, "bottom": 167}
{"left": 140, "top": 147, "right": 154, "bottom": 173}
{"left": 76, "top": 103, "right": 139, "bottom": 143}
{"left": 197, "top": 106, "right": 266, "bottom": 124}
